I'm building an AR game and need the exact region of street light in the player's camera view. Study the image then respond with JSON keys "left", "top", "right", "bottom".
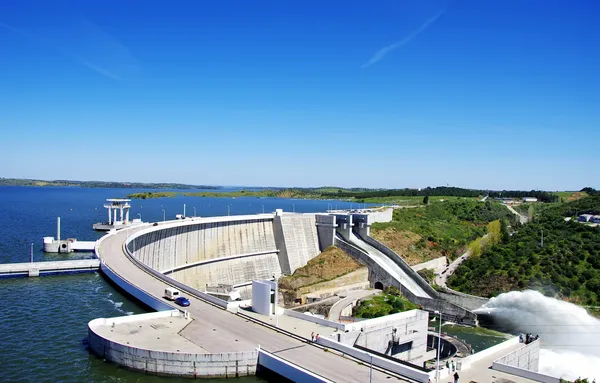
{"left": 227, "top": 204, "right": 231, "bottom": 216}
{"left": 193, "top": 207, "right": 196, "bottom": 217}
{"left": 137, "top": 213, "right": 141, "bottom": 221}
{"left": 435, "top": 310, "right": 442, "bottom": 383}
{"left": 261, "top": 205, "right": 265, "bottom": 214}
{"left": 162, "top": 209, "right": 166, "bottom": 222}
{"left": 292, "top": 203, "right": 295, "bottom": 213}
{"left": 369, "top": 353, "right": 373, "bottom": 383}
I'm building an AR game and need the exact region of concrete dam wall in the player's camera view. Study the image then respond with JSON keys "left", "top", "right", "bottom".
{"left": 127, "top": 213, "right": 320, "bottom": 298}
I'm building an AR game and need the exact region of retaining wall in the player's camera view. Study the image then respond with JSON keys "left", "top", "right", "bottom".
{"left": 88, "top": 312, "right": 258, "bottom": 378}
{"left": 492, "top": 339, "right": 541, "bottom": 373}
{"left": 461, "top": 336, "right": 519, "bottom": 370}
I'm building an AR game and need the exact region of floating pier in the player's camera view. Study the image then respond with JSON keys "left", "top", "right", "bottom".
{"left": 43, "top": 217, "right": 96, "bottom": 253}
{"left": 0, "top": 259, "right": 100, "bottom": 277}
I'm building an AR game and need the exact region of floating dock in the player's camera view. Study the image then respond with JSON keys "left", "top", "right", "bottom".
{"left": 0, "top": 259, "right": 100, "bottom": 277}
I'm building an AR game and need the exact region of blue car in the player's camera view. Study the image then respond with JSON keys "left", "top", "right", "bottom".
{"left": 174, "top": 297, "right": 190, "bottom": 307}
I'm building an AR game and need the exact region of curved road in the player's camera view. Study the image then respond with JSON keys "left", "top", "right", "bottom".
{"left": 97, "top": 225, "right": 410, "bottom": 382}
{"left": 328, "top": 289, "right": 379, "bottom": 321}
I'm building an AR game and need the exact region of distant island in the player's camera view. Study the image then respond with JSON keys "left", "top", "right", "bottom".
{"left": 0, "top": 177, "right": 221, "bottom": 190}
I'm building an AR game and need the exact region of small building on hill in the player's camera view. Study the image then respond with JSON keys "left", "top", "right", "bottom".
{"left": 523, "top": 197, "right": 538, "bottom": 203}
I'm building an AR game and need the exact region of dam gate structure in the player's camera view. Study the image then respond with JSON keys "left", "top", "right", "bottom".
{"left": 117, "top": 207, "right": 476, "bottom": 323}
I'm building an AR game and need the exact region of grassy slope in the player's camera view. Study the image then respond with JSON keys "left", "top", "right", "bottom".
{"left": 371, "top": 199, "right": 513, "bottom": 264}
{"left": 279, "top": 246, "right": 364, "bottom": 290}
{"left": 448, "top": 195, "right": 600, "bottom": 305}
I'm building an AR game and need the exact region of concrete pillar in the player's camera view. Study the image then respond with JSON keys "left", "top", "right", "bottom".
{"left": 108, "top": 207, "right": 112, "bottom": 224}
{"left": 125, "top": 208, "right": 130, "bottom": 223}
{"left": 57, "top": 216, "right": 61, "bottom": 241}
{"left": 120, "top": 206, "right": 124, "bottom": 223}
{"left": 113, "top": 208, "right": 117, "bottom": 224}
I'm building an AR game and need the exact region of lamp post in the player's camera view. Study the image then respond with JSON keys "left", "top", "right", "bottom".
{"left": 435, "top": 310, "right": 442, "bottom": 383}
{"left": 292, "top": 203, "right": 295, "bottom": 213}
{"left": 193, "top": 207, "right": 196, "bottom": 217}
{"left": 261, "top": 205, "right": 265, "bottom": 214}
{"left": 162, "top": 209, "right": 166, "bottom": 222}
{"left": 369, "top": 353, "right": 373, "bottom": 383}
{"left": 30, "top": 243, "right": 34, "bottom": 263}
{"left": 227, "top": 205, "right": 231, "bottom": 216}
{"left": 137, "top": 213, "right": 141, "bottom": 221}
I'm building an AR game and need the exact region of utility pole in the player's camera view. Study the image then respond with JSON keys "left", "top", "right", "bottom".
{"left": 435, "top": 311, "right": 442, "bottom": 383}
{"left": 541, "top": 229, "right": 544, "bottom": 248}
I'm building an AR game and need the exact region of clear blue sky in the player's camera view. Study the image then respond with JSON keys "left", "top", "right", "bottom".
{"left": 1, "top": 0, "right": 598, "bottom": 190}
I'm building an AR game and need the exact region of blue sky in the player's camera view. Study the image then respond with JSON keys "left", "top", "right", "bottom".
{"left": 1, "top": 0, "right": 598, "bottom": 190}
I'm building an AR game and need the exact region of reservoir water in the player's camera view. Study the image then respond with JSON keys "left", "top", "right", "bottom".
{"left": 0, "top": 186, "right": 362, "bottom": 383}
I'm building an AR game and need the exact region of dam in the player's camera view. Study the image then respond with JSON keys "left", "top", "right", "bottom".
{"left": 90, "top": 207, "right": 540, "bottom": 382}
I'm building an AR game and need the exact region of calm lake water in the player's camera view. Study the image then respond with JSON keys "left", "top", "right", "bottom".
{"left": 0, "top": 186, "right": 361, "bottom": 383}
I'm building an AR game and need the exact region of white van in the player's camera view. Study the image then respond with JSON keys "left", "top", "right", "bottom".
{"left": 164, "top": 287, "right": 181, "bottom": 301}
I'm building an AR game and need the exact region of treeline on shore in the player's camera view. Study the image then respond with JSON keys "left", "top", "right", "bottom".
{"left": 0, "top": 177, "right": 220, "bottom": 190}
{"left": 127, "top": 186, "right": 564, "bottom": 203}
{"left": 448, "top": 196, "right": 600, "bottom": 305}
{"left": 318, "top": 186, "right": 559, "bottom": 203}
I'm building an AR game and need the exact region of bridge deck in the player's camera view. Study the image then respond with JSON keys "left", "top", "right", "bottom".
{"left": 98, "top": 228, "right": 414, "bottom": 383}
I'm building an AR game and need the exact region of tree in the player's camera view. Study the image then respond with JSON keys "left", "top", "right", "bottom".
{"left": 487, "top": 220, "right": 502, "bottom": 245}
{"left": 423, "top": 195, "right": 429, "bottom": 205}
{"left": 500, "top": 219, "right": 510, "bottom": 244}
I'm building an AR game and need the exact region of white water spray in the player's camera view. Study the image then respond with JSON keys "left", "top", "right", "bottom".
{"left": 475, "top": 290, "right": 600, "bottom": 381}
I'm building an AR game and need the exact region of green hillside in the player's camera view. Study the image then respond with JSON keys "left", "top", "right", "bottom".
{"left": 448, "top": 196, "right": 600, "bottom": 305}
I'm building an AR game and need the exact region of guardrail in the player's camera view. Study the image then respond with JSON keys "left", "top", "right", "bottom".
{"left": 316, "top": 336, "right": 431, "bottom": 383}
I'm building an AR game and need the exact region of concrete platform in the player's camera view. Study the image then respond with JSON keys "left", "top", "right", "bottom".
{"left": 91, "top": 313, "right": 203, "bottom": 353}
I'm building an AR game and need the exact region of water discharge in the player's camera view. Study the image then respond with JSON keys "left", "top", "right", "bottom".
{"left": 475, "top": 290, "right": 600, "bottom": 381}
